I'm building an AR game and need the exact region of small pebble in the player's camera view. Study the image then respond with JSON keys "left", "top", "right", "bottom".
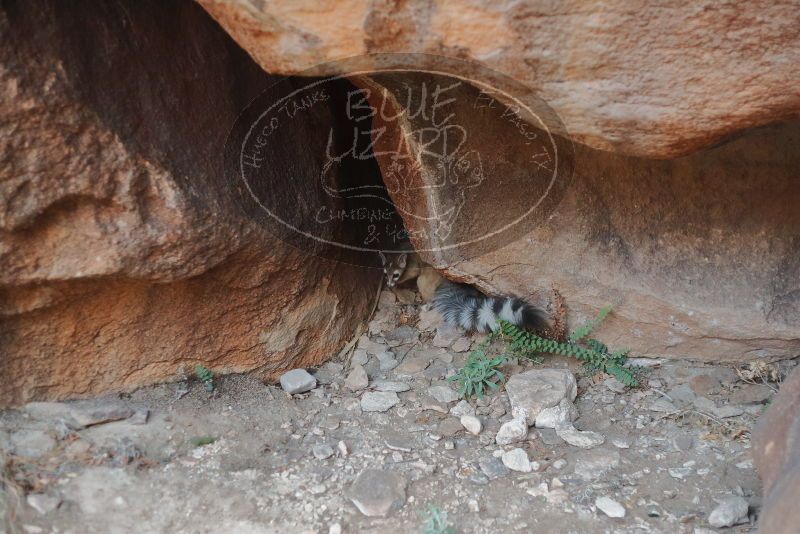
{"left": 595, "top": 496, "right": 626, "bottom": 518}
{"left": 708, "top": 496, "right": 749, "bottom": 528}
{"left": 460, "top": 415, "right": 482, "bottom": 435}
{"left": 279, "top": 369, "right": 317, "bottom": 394}
{"left": 312, "top": 444, "right": 334, "bottom": 460}
{"left": 496, "top": 417, "right": 528, "bottom": 446}
{"left": 502, "top": 448, "right": 532, "bottom": 473}
{"left": 361, "top": 391, "right": 400, "bottom": 412}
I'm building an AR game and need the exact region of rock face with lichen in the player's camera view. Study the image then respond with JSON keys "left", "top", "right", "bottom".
{"left": 0, "top": 0, "right": 378, "bottom": 406}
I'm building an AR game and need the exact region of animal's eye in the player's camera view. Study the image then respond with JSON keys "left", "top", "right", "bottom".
{"left": 393, "top": 273, "right": 400, "bottom": 280}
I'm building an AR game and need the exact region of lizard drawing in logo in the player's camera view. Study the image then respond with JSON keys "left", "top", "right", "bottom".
{"left": 319, "top": 121, "right": 485, "bottom": 244}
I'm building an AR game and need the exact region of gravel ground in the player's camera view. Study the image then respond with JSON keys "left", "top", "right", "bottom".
{"left": 1, "top": 289, "right": 789, "bottom": 534}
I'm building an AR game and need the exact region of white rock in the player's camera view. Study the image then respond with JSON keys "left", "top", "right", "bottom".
{"left": 555, "top": 423, "right": 605, "bottom": 448}
{"left": 505, "top": 369, "right": 577, "bottom": 425}
{"left": 344, "top": 364, "right": 369, "bottom": 391}
{"left": 361, "top": 391, "right": 400, "bottom": 412}
{"left": 708, "top": 496, "right": 749, "bottom": 528}
{"left": 502, "top": 448, "right": 532, "bottom": 473}
{"left": 460, "top": 415, "right": 483, "bottom": 435}
{"left": 450, "top": 400, "right": 475, "bottom": 417}
{"left": 279, "top": 369, "right": 317, "bottom": 394}
{"left": 611, "top": 436, "right": 631, "bottom": 449}
{"left": 535, "top": 398, "right": 579, "bottom": 429}
{"left": 427, "top": 385, "right": 459, "bottom": 404}
{"left": 553, "top": 459, "right": 567, "bottom": 470}
{"left": 495, "top": 417, "right": 528, "bottom": 445}
{"left": 596, "top": 496, "right": 626, "bottom": 518}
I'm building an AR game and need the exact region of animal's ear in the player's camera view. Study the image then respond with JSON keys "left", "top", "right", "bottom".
{"left": 378, "top": 251, "right": 387, "bottom": 266}
{"left": 397, "top": 253, "right": 407, "bottom": 268}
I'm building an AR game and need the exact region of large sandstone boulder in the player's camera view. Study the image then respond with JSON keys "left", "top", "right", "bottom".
{"left": 753, "top": 367, "right": 800, "bottom": 533}
{"left": 349, "top": 65, "right": 799, "bottom": 361}
{"left": 452, "top": 124, "right": 800, "bottom": 361}
{"left": 198, "top": 0, "right": 800, "bottom": 158}
{"left": 0, "top": 0, "right": 379, "bottom": 405}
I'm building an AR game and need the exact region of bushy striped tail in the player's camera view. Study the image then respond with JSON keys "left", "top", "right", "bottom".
{"left": 432, "top": 281, "right": 548, "bottom": 333}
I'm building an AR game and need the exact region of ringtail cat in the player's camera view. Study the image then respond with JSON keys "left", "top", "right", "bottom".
{"left": 432, "top": 280, "right": 547, "bottom": 333}
{"left": 379, "top": 251, "right": 548, "bottom": 333}
{"left": 378, "top": 251, "right": 443, "bottom": 301}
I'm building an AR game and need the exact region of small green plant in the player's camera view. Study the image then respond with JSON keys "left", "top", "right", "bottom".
{"left": 421, "top": 505, "right": 455, "bottom": 534}
{"left": 448, "top": 332, "right": 506, "bottom": 399}
{"left": 195, "top": 364, "right": 214, "bottom": 392}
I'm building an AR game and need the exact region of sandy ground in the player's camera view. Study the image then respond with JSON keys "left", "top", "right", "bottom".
{"left": 1, "top": 290, "right": 786, "bottom": 534}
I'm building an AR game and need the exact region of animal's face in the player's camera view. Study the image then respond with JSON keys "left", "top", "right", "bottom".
{"left": 379, "top": 252, "right": 407, "bottom": 288}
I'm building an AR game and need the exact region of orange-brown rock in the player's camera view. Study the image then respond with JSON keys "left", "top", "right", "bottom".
{"left": 753, "top": 366, "right": 800, "bottom": 534}
{"left": 198, "top": 0, "right": 800, "bottom": 158}
{"left": 352, "top": 70, "right": 799, "bottom": 362}
{"left": 0, "top": 0, "right": 379, "bottom": 406}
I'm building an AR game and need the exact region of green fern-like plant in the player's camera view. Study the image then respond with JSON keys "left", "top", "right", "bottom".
{"left": 569, "top": 304, "right": 613, "bottom": 342}
{"left": 498, "top": 305, "right": 638, "bottom": 386}
{"left": 195, "top": 365, "right": 214, "bottom": 392}
{"left": 450, "top": 305, "right": 639, "bottom": 400}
